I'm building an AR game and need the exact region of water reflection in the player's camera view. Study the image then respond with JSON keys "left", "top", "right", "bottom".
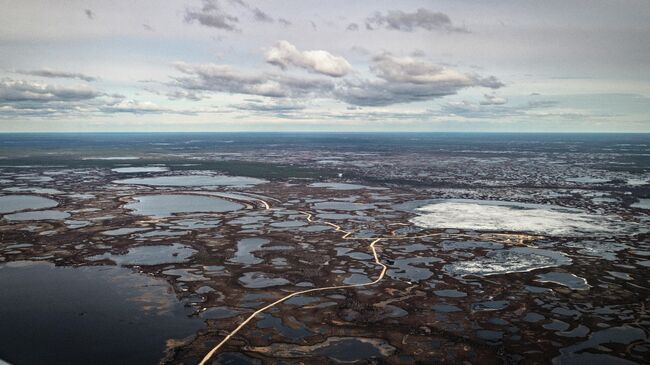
{"left": 0, "top": 261, "right": 202, "bottom": 365}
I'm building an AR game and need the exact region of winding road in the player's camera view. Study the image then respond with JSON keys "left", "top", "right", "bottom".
{"left": 198, "top": 207, "right": 391, "bottom": 364}
{"left": 198, "top": 201, "right": 452, "bottom": 364}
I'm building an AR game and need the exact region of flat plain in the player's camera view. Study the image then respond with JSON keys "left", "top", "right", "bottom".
{"left": 0, "top": 133, "right": 648, "bottom": 364}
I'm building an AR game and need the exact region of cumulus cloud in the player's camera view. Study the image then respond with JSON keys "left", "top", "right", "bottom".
{"left": 0, "top": 78, "right": 111, "bottom": 117}
{"left": 0, "top": 78, "right": 100, "bottom": 103}
{"left": 475, "top": 76, "right": 503, "bottom": 89}
{"left": 366, "top": 8, "right": 468, "bottom": 33}
{"left": 172, "top": 62, "right": 334, "bottom": 98}
{"left": 336, "top": 77, "right": 472, "bottom": 106}
{"left": 0, "top": 78, "right": 198, "bottom": 118}
{"left": 17, "top": 69, "right": 97, "bottom": 82}
{"left": 336, "top": 54, "right": 503, "bottom": 106}
{"left": 372, "top": 54, "right": 469, "bottom": 84}
{"left": 185, "top": 0, "right": 240, "bottom": 31}
{"left": 99, "top": 100, "right": 183, "bottom": 114}
{"left": 168, "top": 52, "right": 502, "bottom": 107}
{"left": 265, "top": 40, "right": 352, "bottom": 77}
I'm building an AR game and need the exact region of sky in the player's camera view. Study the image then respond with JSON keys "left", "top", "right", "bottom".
{"left": 0, "top": 0, "right": 649, "bottom": 132}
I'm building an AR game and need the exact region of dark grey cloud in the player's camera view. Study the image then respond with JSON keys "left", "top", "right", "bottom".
{"left": 0, "top": 78, "right": 100, "bottom": 103}
{"left": 527, "top": 100, "right": 559, "bottom": 108}
{"left": 17, "top": 69, "right": 97, "bottom": 82}
{"left": 278, "top": 18, "right": 292, "bottom": 26}
{"left": 365, "top": 8, "right": 468, "bottom": 33}
{"left": 349, "top": 45, "right": 371, "bottom": 55}
{"left": 476, "top": 76, "right": 503, "bottom": 89}
{"left": 410, "top": 49, "right": 426, "bottom": 57}
{"left": 229, "top": 0, "right": 274, "bottom": 23}
{"left": 346, "top": 23, "right": 359, "bottom": 31}
{"left": 143, "top": 24, "right": 154, "bottom": 31}
{"left": 251, "top": 8, "right": 273, "bottom": 23}
{"left": 172, "top": 62, "right": 335, "bottom": 98}
{"left": 480, "top": 93, "right": 507, "bottom": 105}
{"left": 184, "top": 0, "right": 276, "bottom": 30}
{"left": 84, "top": 9, "right": 94, "bottom": 20}
{"left": 185, "top": 0, "right": 240, "bottom": 31}
{"left": 166, "top": 90, "right": 202, "bottom": 101}
{"left": 227, "top": 0, "right": 247, "bottom": 7}
{"left": 336, "top": 77, "right": 475, "bottom": 106}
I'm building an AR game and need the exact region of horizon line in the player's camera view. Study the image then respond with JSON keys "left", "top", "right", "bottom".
{"left": 1, "top": 131, "right": 649, "bottom": 135}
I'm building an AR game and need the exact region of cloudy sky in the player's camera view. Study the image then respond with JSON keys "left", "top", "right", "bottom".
{"left": 1, "top": 0, "right": 649, "bottom": 132}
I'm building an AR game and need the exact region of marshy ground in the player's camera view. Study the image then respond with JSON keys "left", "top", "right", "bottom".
{"left": 1, "top": 133, "right": 649, "bottom": 364}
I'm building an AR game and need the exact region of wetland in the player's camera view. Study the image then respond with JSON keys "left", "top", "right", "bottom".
{"left": 0, "top": 133, "right": 649, "bottom": 364}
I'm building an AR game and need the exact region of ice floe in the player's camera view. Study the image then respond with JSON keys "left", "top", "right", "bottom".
{"left": 408, "top": 199, "right": 624, "bottom": 236}
{"left": 444, "top": 247, "right": 572, "bottom": 277}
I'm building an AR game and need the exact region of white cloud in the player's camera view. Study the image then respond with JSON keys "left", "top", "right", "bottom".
{"left": 265, "top": 40, "right": 352, "bottom": 77}
{"left": 336, "top": 54, "right": 503, "bottom": 106}
{"left": 170, "top": 53, "right": 503, "bottom": 107}
{"left": 371, "top": 54, "right": 471, "bottom": 84}
{"left": 100, "top": 100, "right": 170, "bottom": 114}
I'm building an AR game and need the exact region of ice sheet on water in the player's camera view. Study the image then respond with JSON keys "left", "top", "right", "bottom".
{"left": 111, "top": 166, "right": 169, "bottom": 173}
{"left": 409, "top": 199, "right": 623, "bottom": 236}
{"left": 444, "top": 247, "right": 571, "bottom": 277}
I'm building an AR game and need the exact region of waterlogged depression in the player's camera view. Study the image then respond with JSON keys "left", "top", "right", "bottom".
{"left": 0, "top": 133, "right": 648, "bottom": 365}
{"left": 114, "top": 174, "right": 267, "bottom": 187}
{"left": 124, "top": 194, "right": 244, "bottom": 217}
{"left": 0, "top": 261, "right": 202, "bottom": 365}
{"left": 0, "top": 194, "right": 59, "bottom": 213}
